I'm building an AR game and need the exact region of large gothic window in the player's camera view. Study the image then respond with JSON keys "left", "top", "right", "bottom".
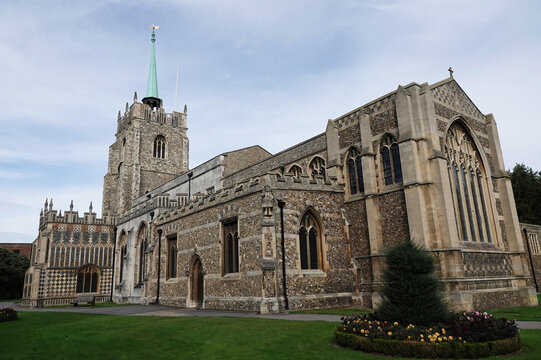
{"left": 76, "top": 265, "right": 100, "bottom": 293}
{"left": 298, "top": 211, "right": 322, "bottom": 270}
{"left": 223, "top": 220, "right": 239, "bottom": 274}
{"left": 153, "top": 135, "right": 166, "bottom": 159}
{"left": 446, "top": 122, "right": 493, "bottom": 243}
{"left": 118, "top": 231, "right": 128, "bottom": 285}
{"left": 381, "top": 135, "right": 403, "bottom": 185}
{"left": 309, "top": 157, "right": 326, "bottom": 179}
{"left": 346, "top": 148, "right": 364, "bottom": 194}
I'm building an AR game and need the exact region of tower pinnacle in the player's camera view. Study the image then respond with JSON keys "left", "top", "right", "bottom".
{"left": 142, "top": 25, "right": 162, "bottom": 109}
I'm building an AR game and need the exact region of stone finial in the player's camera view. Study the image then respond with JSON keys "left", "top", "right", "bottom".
{"left": 125, "top": 102, "right": 129, "bottom": 113}
{"left": 118, "top": 110, "right": 121, "bottom": 121}
{"left": 44, "top": 198, "right": 48, "bottom": 211}
{"left": 40, "top": 209, "right": 43, "bottom": 216}
{"left": 58, "top": 210, "right": 62, "bottom": 217}
{"left": 89, "top": 201, "right": 93, "bottom": 213}
{"left": 70, "top": 200, "right": 74, "bottom": 212}
{"left": 49, "top": 198, "right": 53, "bottom": 211}
{"left": 183, "top": 104, "right": 187, "bottom": 114}
{"left": 134, "top": 91, "right": 138, "bottom": 101}
{"left": 448, "top": 66, "right": 454, "bottom": 78}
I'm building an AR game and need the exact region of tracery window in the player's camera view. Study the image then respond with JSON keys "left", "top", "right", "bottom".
{"left": 446, "top": 122, "right": 493, "bottom": 243}
{"left": 309, "top": 157, "right": 326, "bottom": 179}
{"left": 298, "top": 211, "right": 322, "bottom": 270}
{"left": 118, "top": 232, "right": 127, "bottom": 284}
{"left": 167, "top": 234, "right": 177, "bottom": 279}
{"left": 288, "top": 165, "right": 302, "bottom": 180}
{"left": 223, "top": 220, "right": 239, "bottom": 274}
{"left": 380, "top": 134, "right": 403, "bottom": 185}
{"left": 76, "top": 265, "right": 99, "bottom": 293}
{"left": 346, "top": 148, "right": 364, "bottom": 194}
{"left": 135, "top": 224, "right": 148, "bottom": 285}
{"left": 153, "top": 135, "right": 166, "bottom": 159}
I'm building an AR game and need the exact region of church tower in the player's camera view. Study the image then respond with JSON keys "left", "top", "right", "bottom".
{"left": 102, "top": 27, "right": 189, "bottom": 217}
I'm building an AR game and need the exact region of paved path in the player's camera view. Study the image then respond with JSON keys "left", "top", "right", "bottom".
{"left": 3, "top": 301, "right": 540, "bottom": 329}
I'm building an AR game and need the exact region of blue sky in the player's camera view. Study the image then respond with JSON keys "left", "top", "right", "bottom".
{"left": 1, "top": 0, "right": 540, "bottom": 243}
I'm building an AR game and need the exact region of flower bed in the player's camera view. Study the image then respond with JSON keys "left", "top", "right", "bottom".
{"left": 335, "top": 312, "right": 521, "bottom": 358}
{"left": 0, "top": 307, "right": 18, "bottom": 322}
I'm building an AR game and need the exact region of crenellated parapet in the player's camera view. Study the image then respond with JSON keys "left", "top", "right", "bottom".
{"left": 116, "top": 94, "right": 187, "bottom": 135}
{"left": 151, "top": 172, "right": 344, "bottom": 225}
{"left": 39, "top": 199, "right": 115, "bottom": 230}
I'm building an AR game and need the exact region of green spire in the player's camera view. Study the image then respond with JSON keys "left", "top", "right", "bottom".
{"left": 145, "top": 26, "right": 159, "bottom": 98}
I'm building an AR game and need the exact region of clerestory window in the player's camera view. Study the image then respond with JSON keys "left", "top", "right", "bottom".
{"left": 309, "top": 157, "right": 326, "bottom": 180}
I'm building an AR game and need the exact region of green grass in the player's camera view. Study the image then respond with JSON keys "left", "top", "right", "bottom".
{"left": 484, "top": 294, "right": 541, "bottom": 322}
{"left": 0, "top": 299, "right": 22, "bottom": 303}
{"left": 291, "top": 307, "right": 373, "bottom": 315}
{"left": 1, "top": 312, "right": 540, "bottom": 360}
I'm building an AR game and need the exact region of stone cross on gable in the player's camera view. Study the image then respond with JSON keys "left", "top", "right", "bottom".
{"left": 448, "top": 67, "right": 454, "bottom": 78}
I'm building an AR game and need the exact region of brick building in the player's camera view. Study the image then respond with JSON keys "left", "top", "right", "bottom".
{"left": 23, "top": 29, "right": 538, "bottom": 311}
{"left": 0, "top": 243, "right": 32, "bottom": 258}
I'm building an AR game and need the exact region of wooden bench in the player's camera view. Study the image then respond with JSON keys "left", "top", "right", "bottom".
{"left": 71, "top": 295, "right": 96, "bottom": 306}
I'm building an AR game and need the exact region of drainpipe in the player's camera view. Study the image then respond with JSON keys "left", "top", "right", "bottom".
{"left": 155, "top": 229, "right": 163, "bottom": 304}
{"left": 110, "top": 226, "right": 118, "bottom": 302}
{"left": 523, "top": 228, "right": 539, "bottom": 292}
{"left": 277, "top": 199, "right": 289, "bottom": 311}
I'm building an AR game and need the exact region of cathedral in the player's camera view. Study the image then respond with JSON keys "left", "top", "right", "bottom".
{"left": 22, "top": 30, "right": 539, "bottom": 312}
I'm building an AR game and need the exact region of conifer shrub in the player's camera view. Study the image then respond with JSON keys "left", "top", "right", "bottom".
{"left": 376, "top": 240, "right": 452, "bottom": 326}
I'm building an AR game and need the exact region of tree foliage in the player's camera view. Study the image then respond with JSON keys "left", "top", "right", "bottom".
{"left": 508, "top": 163, "right": 541, "bottom": 225}
{"left": 0, "top": 248, "right": 30, "bottom": 299}
{"left": 376, "top": 240, "right": 451, "bottom": 326}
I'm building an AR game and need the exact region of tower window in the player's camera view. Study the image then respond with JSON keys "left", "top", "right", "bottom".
{"left": 381, "top": 135, "right": 402, "bottom": 185}
{"left": 153, "top": 135, "right": 166, "bottom": 159}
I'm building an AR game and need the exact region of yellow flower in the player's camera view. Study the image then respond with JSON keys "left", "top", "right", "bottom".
{"left": 442, "top": 328, "right": 446, "bottom": 335}
{"left": 449, "top": 336, "right": 453, "bottom": 341}
{"left": 420, "top": 334, "right": 424, "bottom": 338}
{"left": 393, "top": 322, "right": 398, "bottom": 326}
{"left": 421, "top": 339, "right": 425, "bottom": 342}
{"left": 458, "top": 337, "right": 462, "bottom": 341}
{"left": 407, "top": 336, "right": 411, "bottom": 340}
{"left": 387, "top": 332, "right": 392, "bottom": 336}
{"left": 361, "top": 329, "right": 365, "bottom": 333}
{"left": 438, "top": 337, "right": 442, "bottom": 342}
{"left": 443, "top": 336, "right": 447, "bottom": 341}
{"left": 353, "top": 328, "right": 356, "bottom": 332}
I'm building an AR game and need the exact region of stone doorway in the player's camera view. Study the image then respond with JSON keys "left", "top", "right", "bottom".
{"left": 189, "top": 257, "right": 204, "bottom": 309}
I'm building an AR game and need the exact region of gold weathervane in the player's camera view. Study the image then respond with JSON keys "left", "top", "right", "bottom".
{"left": 151, "top": 25, "right": 159, "bottom": 30}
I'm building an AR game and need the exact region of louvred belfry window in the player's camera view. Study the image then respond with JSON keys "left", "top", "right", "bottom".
{"left": 153, "top": 135, "right": 166, "bottom": 159}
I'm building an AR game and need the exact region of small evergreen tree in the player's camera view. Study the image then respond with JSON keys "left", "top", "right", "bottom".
{"left": 376, "top": 240, "right": 450, "bottom": 326}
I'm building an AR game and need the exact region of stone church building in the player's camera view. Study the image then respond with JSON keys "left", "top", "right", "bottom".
{"left": 22, "top": 30, "right": 538, "bottom": 312}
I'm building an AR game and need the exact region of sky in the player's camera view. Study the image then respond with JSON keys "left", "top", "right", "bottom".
{"left": 1, "top": 0, "right": 540, "bottom": 243}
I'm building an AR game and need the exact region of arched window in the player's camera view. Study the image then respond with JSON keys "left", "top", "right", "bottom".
{"left": 288, "top": 165, "right": 302, "bottom": 180}
{"left": 135, "top": 224, "right": 148, "bottom": 285}
{"left": 309, "top": 157, "right": 326, "bottom": 179}
{"left": 167, "top": 234, "right": 177, "bottom": 279}
{"left": 153, "top": 135, "right": 166, "bottom": 159}
{"left": 381, "top": 135, "right": 402, "bottom": 185}
{"left": 223, "top": 220, "right": 239, "bottom": 274}
{"left": 117, "top": 231, "right": 128, "bottom": 284}
{"left": 446, "top": 122, "right": 493, "bottom": 243}
{"left": 76, "top": 265, "right": 100, "bottom": 293}
{"left": 299, "top": 211, "right": 322, "bottom": 270}
{"left": 346, "top": 148, "right": 364, "bottom": 194}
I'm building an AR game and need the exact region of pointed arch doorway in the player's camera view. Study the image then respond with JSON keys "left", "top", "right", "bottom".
{"left": 189, "top": 257, "right": 204, "bottom": 309}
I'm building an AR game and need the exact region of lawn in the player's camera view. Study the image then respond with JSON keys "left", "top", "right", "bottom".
{"left": 1, "top": 312, "right": 541, "bottom": 360}
{"left": 47, "top": 301, "right": 136, "bottom": 309}
{"left": 291, "top": 307, "right": 373, "bottom": 315}
{"left": 485, "top": 294, "right": 541, "bottom": 322}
